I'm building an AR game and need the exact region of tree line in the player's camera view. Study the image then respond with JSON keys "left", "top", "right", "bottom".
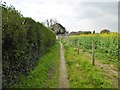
{"left": 2, "top": 4, "right": 56, "bottom": 87}
{"left": 69, "top": 29, "right": 111, "bottom": 35}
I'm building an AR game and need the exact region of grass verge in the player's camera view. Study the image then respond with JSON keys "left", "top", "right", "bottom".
{"left": 11, "top": 41, "right": 60, "bottom": 88}
{"left": 64, "top": 44, "right": 112, "bottom": 88}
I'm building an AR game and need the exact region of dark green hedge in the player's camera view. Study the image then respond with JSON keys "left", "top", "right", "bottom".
{"left": 2, "top": 4, "right": 56, "bottom": 87}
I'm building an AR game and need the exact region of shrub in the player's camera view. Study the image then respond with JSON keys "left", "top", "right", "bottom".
{"left": 2, "top": 4, "right": 56, "bottom": 87}
{"left": 100, "top": 29, "right": 110, "bottom": 34}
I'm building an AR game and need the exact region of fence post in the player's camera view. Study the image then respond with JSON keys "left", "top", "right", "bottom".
{"left": 92, "top": 41, "right": 95, "bottom": 65}
{"left": 78, "top": 39, "right": 80, "bottom": 54}
{"left": 67, "top": 35, "right": 69, "bottom": 45}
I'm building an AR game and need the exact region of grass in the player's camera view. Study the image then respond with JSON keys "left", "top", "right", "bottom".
{"left": 95, "top": 50, "right": 118, "bottom": 67}
{"left": 64, "top": 44, "right": 112, "bottom": 88}
{"left": 11, "top": 41, "right": 60, "bottom": 88}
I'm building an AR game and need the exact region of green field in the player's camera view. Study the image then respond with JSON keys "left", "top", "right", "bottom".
{"left": 64, "top": 45, "right": 113, "bottom": 88}
{"left": 62, "top": 33, "right": 119, "bottom": 88}
{"left": 63, "top": 33, "right": 119, "bottom": 67}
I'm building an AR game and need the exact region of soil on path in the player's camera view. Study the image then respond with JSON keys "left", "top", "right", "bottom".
{"left": 59, "top": 42, "right": 69, "bottom": 88}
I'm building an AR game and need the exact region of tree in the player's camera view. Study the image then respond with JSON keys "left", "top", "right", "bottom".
{"left": 45, "top": 18, "right": 57, "bottom": 28}
{"left": 44, "top": 18, "right": 66, "bottom": 35}
{"left": 93, "top": 30, "right": 95, "bottom": 34}
{"left": 51, "top": 23, "right": 66, "bottom": 35}
{"left": 100, "top": 29, "right": 110, "bottom": 34}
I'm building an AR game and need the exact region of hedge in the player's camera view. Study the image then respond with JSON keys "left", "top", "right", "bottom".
{"left": 2, "top": 4, "right": 56, "bottom": 87}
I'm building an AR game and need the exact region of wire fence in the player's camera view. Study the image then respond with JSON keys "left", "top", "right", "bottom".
{"left": 66, "top": 38, "right": 119, "bottom": 65}
{"left": 79, "top": 42, "right": 118, "bottom": 53}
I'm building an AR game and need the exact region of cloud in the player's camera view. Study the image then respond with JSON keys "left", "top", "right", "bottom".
{"left": 2, "top": 0, "right": 118, "bottom": 33}
{"left": 67, "top": 2, "right": 118, "bottom": 32}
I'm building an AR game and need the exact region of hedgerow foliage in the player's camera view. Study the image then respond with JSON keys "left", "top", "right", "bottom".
{"left": 2, "top": 4, "right": 56, "bottom": 87}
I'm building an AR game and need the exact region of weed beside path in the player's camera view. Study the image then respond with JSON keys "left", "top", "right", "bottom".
{"left": 78, "top": 48, "right": 118, "bottom": 88}
{"left": 64, "top": 45, "right": 114, "bottom": 88}
{"left": 11, "top": 42, "right": 60, "bottom": 88}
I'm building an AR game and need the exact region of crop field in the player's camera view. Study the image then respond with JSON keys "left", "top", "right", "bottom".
{"left": 62, "top": 33, "right": 119, "bottom": 88}
{"left": 63, "top": 33, "right": 119, "bottom": 66}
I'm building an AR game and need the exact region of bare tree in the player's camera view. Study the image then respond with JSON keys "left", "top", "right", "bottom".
{"left": 45, "top": 18, "right": 58, "bottom": 27}
{"left": 46, "top": 19, "right": 50, "bottom": 27}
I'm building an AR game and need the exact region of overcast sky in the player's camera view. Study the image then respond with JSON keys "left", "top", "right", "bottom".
{"left": 2, "top": 0, "right": 119, "bottom": 33}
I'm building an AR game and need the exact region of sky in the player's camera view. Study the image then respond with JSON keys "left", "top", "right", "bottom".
{"left": 2, "top": 0, "right": 119, "bottom": 33}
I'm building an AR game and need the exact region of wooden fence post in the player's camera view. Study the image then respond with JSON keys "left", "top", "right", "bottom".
{"left": 78, "top": 39, "right": 80, "bottom": 54}
{"left": 92, "top": 41, "right": 95, "bottom": 65}
{"left": 67, "top": 35, "right": 69, "bottom": 45}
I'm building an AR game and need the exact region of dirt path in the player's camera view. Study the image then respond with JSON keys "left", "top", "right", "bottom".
{"left": 59, "top": 42, "right": 69, "bottom": 88}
